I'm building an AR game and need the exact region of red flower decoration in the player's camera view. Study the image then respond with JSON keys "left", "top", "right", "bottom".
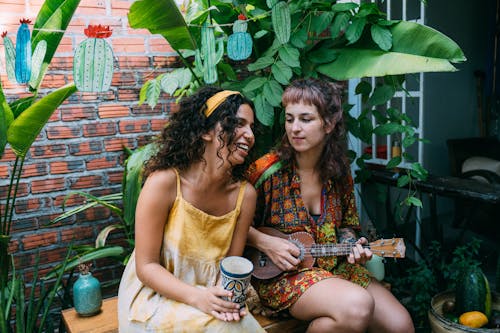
{"left": 84, "top": 25, "right": 112, "bottom": 38}
{"left": 19, "top": 18, "right": 32, "bottom": 24}
{"left": 238, "top": 14, "right": 247, "bottom": 20}
{"left": 1, "top": 31, "right": 7, "bottom": 38}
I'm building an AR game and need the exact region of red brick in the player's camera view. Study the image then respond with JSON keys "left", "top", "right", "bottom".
{"left": 61, "top": 226, "right": 95, "bottom": 242}
{"left": 131, "top": 103, "right": 163, "bottom": 115}
{"left": 112, "top": 37, "right": 146, "bottom": 53}
{"left": 22, "top": 231, "right": 58, "bottom": 250}
{"left": 119, "top": 119, "right": 149, "bottom": 134}
{"left": 14, "top": 197, "right": 49, "bottom": 214}
{"left": 30, "top": 144, "right": 67, "bottom": 159}
{"left": 10, "top": 216, "right": 38, "bottom": 232}
{"left": 20, "top": 162, "right": 48, "bottom": 177}
{"left": 69, "top": 141, "right": 103, "bottom": 156}
{"left": 47, "top": 56, "right": 73, "bottom": 70}
{"left": 0, "top": 165, "right": 9, "bottom": 178}
{"left": 0, "top": 183, "right": 29, "bottom": 199}
{"left": 117, "top": 88, "right": 139, "bottom": 101}
{"left": 149, "top": 38, "right": 175, "bottom": 53}
{"left": 108, "top": 170, "right": 124, "bottom": 185}
{"left": 117, "top": 56, "right": 151, "bottom": 69}
{"left": 82, "top": 122, "right": 117, "bottom": 137}
{"left": 104, "top": 137, "right": 136, "bottom": 152}
{"left": 50, "top": 160, "right": 85, "bottom": 174}
{"left": 31, "top": 178, "right": 66, "bottom": 194}
{"left": 53, "top": 192, "right": 87, "bottom": 208}
{"left": 40, "top": 74, "right": 68, "bottom": 88}
{"left": 77, "top": 90, "right": 116, "bottom": 102}
{"left": 8, "top": 239, "right": 19, "bottom": 254}
{"left": 98, "top": 104, "right": 130, "bottom": 118}
{"left": 70, "top": 175, "right": 103, "bottom": 189}
{"left": 137, "top": 135, "right": 154, "bottom": 147}
{"left": 77, "top": 206, "right": 112, "bottom": 221}
{"left": 0, "top": 148, "right": 17, "bottom": 161}
{"left": 153, "top": 55, "right": 182, "bottom": 68}
{"left": 61, "top": 106, "right": 97, "bottom": 121}
{"left": 151, "top": 119, "right": 169, "bottom": 131}
{"left": 111, "top": 72, "right": 137, "bottom": 86}
{"left": 86, "top": 156, "right": 119, "bottom": 171}
{"left": 46, "top": 125, "right": 81, "bottom": 139}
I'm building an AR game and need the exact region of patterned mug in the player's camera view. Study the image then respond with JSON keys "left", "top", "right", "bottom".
{"left": 220, "top": 256, "right": 254, "bottom": 308}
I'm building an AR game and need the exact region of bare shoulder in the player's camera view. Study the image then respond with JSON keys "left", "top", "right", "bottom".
{"left": 243, "top": 181, "right": 257, "bottom": 201}
{"left": 141, "top": 169, "right": 178, "bottom": 201}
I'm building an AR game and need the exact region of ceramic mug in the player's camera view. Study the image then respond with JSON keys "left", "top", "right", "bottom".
{"left": 219, "top": 256, "right": 254, "bottom": 308}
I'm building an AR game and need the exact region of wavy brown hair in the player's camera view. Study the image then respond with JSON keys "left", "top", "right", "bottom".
{"left": 279, "top": 78, "right": 349, "bottom": 183}
{"left": 145, "top": 86, "right": 255, "bottom": 181}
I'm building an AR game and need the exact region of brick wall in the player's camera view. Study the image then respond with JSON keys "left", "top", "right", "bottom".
{"left": 0, "top": 0, "right": 178, "bottom": 295}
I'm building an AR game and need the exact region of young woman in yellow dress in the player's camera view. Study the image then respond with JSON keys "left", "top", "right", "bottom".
{"left": 118, "top": 87, "right": 265, "bottom": 332}
{"left": 246, "top": 78, "right": 414, "bottom": 333}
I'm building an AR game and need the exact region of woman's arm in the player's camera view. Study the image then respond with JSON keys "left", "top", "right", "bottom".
{"left": 134, "top": 170, "right": 240, "bottom": 320}
{"left": 226, "top": 183, "right": 256, "bottom": 257}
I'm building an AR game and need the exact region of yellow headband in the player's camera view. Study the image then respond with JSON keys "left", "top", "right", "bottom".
{"left": 204, "top": 90, "right": 241, "bottom": 117}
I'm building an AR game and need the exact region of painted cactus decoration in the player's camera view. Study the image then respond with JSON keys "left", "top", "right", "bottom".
{"left": 15, "top": 18, "right": 32, "bottom": 83}
{"left": 2, "top": 31, "right": 16, "bottom": 83}
{"left": 227, "top": 15, "right": 253, "bottom": 61}
{"left": 73, "top": 25, "right": 114, "bottom": 92}
{"left": 197, "top": 21, "right": 224, "bottom": 84}
{"left": 2, "top": 19, "right": 46, "bottom": 86}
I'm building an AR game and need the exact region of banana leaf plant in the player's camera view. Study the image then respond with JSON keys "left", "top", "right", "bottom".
{"left": 0, "top": 0, "right": 81, "bottom": 331}
{"left": 48, "top": 143, "right": 157, "bottom": 277}
{"left": 129, "top": 0, "right": 463, "bottom": 208}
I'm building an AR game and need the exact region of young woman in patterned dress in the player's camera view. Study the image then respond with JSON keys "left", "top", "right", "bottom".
{"left": 246, "top": 78, "right": 414, "bottom": 333}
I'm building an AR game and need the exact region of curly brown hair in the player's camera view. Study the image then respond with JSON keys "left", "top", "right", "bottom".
{"left": 279, "top": 78, "right": 350, "bottom": 183}
{"left": 144, "top": 86, "right": 255, "bottom": 181}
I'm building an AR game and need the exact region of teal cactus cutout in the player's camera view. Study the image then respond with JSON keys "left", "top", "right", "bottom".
{"left": 227, "top": 15, "right": 253, "bottom": 61}
{"left": 73, "top": 25, "right": 114, "bottom": 92}
{"left": 199, "top": 21, "right": 223, "bottom": 84}
{"left": 2, "top": 31, "right": 16, "bottom": 83}
{"left": 15, "top": 18, "right": 32, "bottom": 84}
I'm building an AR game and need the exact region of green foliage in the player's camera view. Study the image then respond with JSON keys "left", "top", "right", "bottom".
{"left": 128, "top": 1, "right": 463, "bottom": 206}
{"left": 50, "top": 144, "right": 156, "bottom": 271}
{"left": 389, "top": 239, "right": 483, "bottom": 329}
{"left": 0, "top": 0, "right": 81, "bottom": 329}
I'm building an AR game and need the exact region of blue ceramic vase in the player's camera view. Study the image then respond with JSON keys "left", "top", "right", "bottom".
{"left": 73, "top": 272, "right": 102, "bottom": 316}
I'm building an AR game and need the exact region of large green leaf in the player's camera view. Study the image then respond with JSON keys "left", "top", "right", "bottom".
{"left": 0, "top": 84, "right": 14, "bottom": 158}
{"left": 391, "top": 21, "right": 466, "bottom": 62}
{"left": 317, "top": 48, "right": 459, "bottom": 80}
{"left": 6, "top": 84, "right": 77, "bottom": 157}
{"left": 317, "top": 20, "right": 465, "bottom": 80}
{"left": 123, "top": 143, "right": 157, "bottom": 227}
{"left": 128, "top": 0, "right": 196, "bottom": 51}
{"left": 30, "top": 0, "right": 82, "bottom": 90}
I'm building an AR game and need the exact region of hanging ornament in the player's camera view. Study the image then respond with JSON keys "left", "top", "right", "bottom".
{"left": 198, "top": 21, "right": 223, "bottom": 84}
{"left": 73, "top": 25, "right": 114, "bottom": 92}
{"left": 15, "top": 18, "right": 32, "bottom": 84}
{"left": 227, "top": 14, "right": 253, "bottom": 61}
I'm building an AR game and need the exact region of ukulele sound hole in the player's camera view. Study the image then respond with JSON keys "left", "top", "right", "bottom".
{"left": 258, "top": 254, "right": 267, "bottom": 267}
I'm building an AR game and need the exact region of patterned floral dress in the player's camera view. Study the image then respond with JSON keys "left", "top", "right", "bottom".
{"left": 118, "top": 169, "right": 265, "bottom": 332}
{"left": 246, "top": 153, "right": 372, "bottom": 312}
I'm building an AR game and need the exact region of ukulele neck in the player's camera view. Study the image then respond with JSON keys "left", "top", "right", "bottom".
{"left": 310, "top": 244, "right": 364, "bottom": 257}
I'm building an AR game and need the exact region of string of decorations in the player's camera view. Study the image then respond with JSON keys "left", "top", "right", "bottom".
{"left": 1, "top": 12, "right": 258, "bottom": 90}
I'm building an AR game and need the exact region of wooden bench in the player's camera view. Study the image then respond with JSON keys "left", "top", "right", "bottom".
{"left": 62, "top": 297, "right": 307, "bottom": 333}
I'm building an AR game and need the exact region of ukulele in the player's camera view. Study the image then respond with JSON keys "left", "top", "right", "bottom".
{"left": 246, "top": 227, "right": 406, "bottom": 280}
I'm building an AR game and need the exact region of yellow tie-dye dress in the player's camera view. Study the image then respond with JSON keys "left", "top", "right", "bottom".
{"left": 118, "top": 170, "right": 265, "bottom": 332}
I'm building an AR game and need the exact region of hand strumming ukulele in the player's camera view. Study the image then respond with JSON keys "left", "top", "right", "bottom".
{"left": 246, "top": 227, "right": 406, "bottom": 280}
